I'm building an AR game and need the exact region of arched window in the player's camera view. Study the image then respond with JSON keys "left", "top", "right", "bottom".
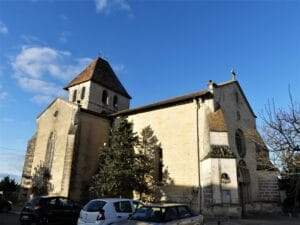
{"left": 235, "top": 129, "right": 246, "bottom": 158}
{"left": 81, "top": 87, "right": 86, "bottom": 100}
{"left": 72, "top": 90, "right": 77, "bottom": 102}
{"left": 45, "top": 132, "right": 56, "bottom": 171}
{"left": 113, "top": 95, "right": 118, "bottom": 108}
{"left": 102, "top": 90, "right": 108, "bottom": 105}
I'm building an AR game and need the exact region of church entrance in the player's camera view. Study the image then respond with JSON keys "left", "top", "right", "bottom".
{"left": 237, "top": 160, "right": 251, "bottom": 218}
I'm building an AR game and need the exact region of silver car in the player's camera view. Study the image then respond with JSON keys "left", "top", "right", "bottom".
{"left": 115, "top": 203, "right": 204, "bottom": 225}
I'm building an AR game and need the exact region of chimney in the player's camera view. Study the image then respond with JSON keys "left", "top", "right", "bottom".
{"left": 208, "top": 80, "right": 216, "bottom": 93}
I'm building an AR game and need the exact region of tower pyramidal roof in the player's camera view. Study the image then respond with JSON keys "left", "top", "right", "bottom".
{"left": 64, "top": 57, "right": 131, "bottom": 99}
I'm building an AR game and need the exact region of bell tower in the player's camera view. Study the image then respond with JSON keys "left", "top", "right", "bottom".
{"left": 64, "top": 57, "right": 131, "bottom": 114}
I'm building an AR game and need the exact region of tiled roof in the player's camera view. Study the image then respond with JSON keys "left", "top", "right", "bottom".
{"left": 64, "top": 57, "right": 131, "bottom": 99}
{"left": 208, "top": 109, "right": 228, "bottom": 132}
{"left": 112, "top": 90, "right": 213, "bottom": 116}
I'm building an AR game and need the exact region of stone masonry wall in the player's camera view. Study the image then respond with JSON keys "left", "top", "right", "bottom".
{"left": 20, "top": 134, "right": 37, "bottom": 195}
{"left": 257, "top": 171, "right": 280, "bottom": 202}
{"left": 127, "top": 101, "right": 201, "bottom": 210}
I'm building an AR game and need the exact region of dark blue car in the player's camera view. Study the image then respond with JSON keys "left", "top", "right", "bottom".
{"left": 20, "top": 196, "right": 81, "bottom": 225}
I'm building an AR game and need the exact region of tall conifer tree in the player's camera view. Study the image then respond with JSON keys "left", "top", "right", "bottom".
{"left": 89, "top": 117, "right": 138, "bottom": 198}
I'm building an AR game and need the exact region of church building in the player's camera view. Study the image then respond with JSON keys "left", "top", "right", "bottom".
{"left": 21, "top": 57, "right": 280, "bottom": 217}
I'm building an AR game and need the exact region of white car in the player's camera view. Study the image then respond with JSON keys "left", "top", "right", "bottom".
{"left": 77, "top": 198, "right": 143, "bottom": 225}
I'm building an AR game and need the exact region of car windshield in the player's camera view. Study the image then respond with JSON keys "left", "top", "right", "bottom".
{"left": 130, "top": 206, "right": 165, "bottom": 222}
{"left": 83, "top": 200, "right": 106, "bottom": 212}
{"left": 25, "top": 197, "right": 40, "bottom": 207}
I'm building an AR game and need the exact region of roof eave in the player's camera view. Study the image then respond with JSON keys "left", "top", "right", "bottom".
{"left": 111, "top": 91, "right": 213, "bottom": 117}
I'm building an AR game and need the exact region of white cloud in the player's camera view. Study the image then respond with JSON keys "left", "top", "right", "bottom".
{"left": 0, "top": 21, "right": 8, "bottom": 34}
{"left": 20, "top": 34, "right": 46, "bottom": 45}
{"left": 11, "top": 45, "right": 92, "bottom": 105}
{"left": 95, "top": 0, "right": 131, "bottom": 14}
{"left": 31, "top": 95, "right": 54, "bottom": 105}
{"left": 0, "top": 85, "right": 8, "bottom": 101}
{"left": 59, "top": 31, "right": 71, "bottom": 43}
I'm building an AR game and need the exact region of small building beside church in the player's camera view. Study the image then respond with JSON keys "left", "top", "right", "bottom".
{"left": 21, "top": 57, "right": 280, "bottom": 217}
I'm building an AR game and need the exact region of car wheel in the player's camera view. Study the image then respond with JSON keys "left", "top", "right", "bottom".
{"left": 39, "top": 217, "right": 49, "bottom": 225}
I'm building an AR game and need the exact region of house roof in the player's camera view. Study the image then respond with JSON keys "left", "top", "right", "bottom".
{"left": 208, "top": 109, "right": 228, "bottom": 132}
{"left": 112, "top": 90, "right": 213, "bottom": 116}
{"left": 64, "top": 57, "right": 131, "bottom": 99}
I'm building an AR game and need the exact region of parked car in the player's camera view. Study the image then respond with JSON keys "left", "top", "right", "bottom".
{"left": 19, "top": 196, "right": 82, "bottom": 225}
{"left": 116, "top": 203, "right": 204, "bottom": 225}
{"left": 0, "top": 195, "right": 12, "bottom": 212}
{"left": 77, "top": 198, "right": 143, "bottom": 225}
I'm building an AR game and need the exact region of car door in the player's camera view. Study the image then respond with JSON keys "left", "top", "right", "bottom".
{"left": 113, "top": 200, "right": 134, "bottom": 222}
{"left": 164, "top": 207, "right": 179, "bottom": 225}
{"left": 57, "top": 197, "right": 76, "bottom": 224}
{"left": 45, "top": 197, "right": 60, "bottom": 224}
{"left": 176, "top": 206, "right": 194, "bottom": 225}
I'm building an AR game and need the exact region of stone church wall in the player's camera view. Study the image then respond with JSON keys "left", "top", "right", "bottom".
{"left": 213, "top": 83, "right": 260, "bottom": 203}
{"left": 20, "top": 134, "right": 37, "bottom": 197}
{"left": 69, "top": 111, "right": 110, "bottom": 202}
{"left": 257, "top": 170, "right": 280, "bottom": 202}
{"left": 127, "top": 101, "right": 201, "bottom": 210}
{"left": 30, "top": 99, "right": 79, "bottom": 196}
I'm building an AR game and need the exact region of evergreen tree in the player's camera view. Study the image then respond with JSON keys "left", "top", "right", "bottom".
{"left": 31, "top": 164, "right": 52, "bottom": 197}
{"left": 89, "top": 117, "right": 138, "bottom": 198}
{"left": 136, "top": 126, "right": 164, "bottom": 202}
{"left": 0, "top": 176, "right": 19, "bottom": 202}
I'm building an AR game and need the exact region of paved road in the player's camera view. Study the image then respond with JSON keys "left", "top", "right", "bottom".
{"left": 0, "top": 212, "right": 19, "bottom": 225}
{"left": 1, "top": 213, "right": 299, "bottom": 225}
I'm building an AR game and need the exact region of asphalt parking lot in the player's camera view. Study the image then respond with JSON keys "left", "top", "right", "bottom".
{"left": 0, "top": 212, "right": 19, "bottom": 225}
{"left": 1, "top": 212, "right": 299, "bottom": 225}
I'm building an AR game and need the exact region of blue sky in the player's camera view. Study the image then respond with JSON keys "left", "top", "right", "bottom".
{"left": 0, "top": 0, "right": 300, "bottom": 180}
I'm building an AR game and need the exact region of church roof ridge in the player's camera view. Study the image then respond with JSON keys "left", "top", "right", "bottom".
{"left": 216, "top": 79, "right": 257, "bottom": 118}
{"left": 112, "top": 90, "right": 213, "bottom": 116}
{"left": 64, "top": 57, "right": 131, "bottom": 99}
{"left": 36, "top": 97, "right": 77, "bottom": 120}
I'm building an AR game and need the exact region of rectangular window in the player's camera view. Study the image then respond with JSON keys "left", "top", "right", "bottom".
{"left": 81, "top": 87, "right": 86, "bottom": 100}
{"left": 72, "top": 90, "right": 77, "bottom": 102}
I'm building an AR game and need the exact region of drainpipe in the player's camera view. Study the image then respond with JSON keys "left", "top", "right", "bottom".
{"left": 194, "top": 98, "right": 202, "bottom": 213}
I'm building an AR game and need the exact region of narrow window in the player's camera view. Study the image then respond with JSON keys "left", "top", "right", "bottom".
{"left": 155, "top": 147, "right": 163, "bottom": 183}
{"left": 102, "top": 90, "right": 108, "bottom": 105}
{"left": 235, "top": 92, "right": 239, "bottom": 104}
{"left": 237, "top": 111, "right": 241, "bottom": 121}
{"left": 81, "top": 87, "right": 86, "bottom": 100}
{"left": 235, "top": 129, "right": 246, "bottom": 158}
{"left": 45, "top": 132, "right": 56, "bottom": 171}
{"left": 113, "top": 95, "right": 118, "bottom": 108}
{"left": 72, "top": 90, "right": 77, "bottom": 102}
